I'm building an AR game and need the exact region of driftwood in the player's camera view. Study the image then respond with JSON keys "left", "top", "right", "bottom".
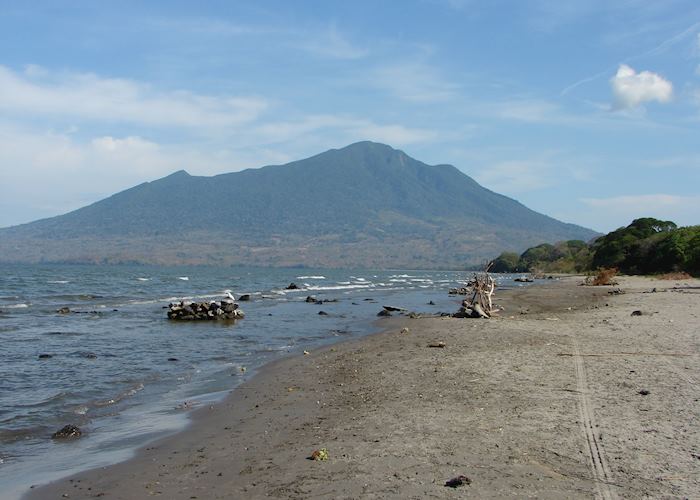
{"left": 453, "top": 263, "right": 496, "bottom": 319}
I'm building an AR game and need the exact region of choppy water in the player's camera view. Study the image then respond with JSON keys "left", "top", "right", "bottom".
{"left": 0, "top": 264, "right": 521, "bottom": 497}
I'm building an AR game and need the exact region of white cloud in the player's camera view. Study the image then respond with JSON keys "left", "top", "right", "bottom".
{"left": 610, "top": 64, "right": 673, "bottom": 110}
{"left": 0, "top": 65, "right": 268, "bottom": 129}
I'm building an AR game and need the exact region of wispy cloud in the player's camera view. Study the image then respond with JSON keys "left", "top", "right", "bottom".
{"left": 561, "top": 20, "right": 700, "bottom": 96}
{"left": 580, "top": 194, "right": 700, "bottom": 228}
{"left": 367, "top": 62, "right": 460, "bottom": 102}
{"left": 610, "top": 64, "right": 673, "bottom": 110}
{"left": 296, "top": 24, "right": 368, "bottom": 60}
{"left": 252, "top": 115, "right": 436, "bottom": 146}
{"left": 0, "top": 65, "right": 268, "bottom": 129}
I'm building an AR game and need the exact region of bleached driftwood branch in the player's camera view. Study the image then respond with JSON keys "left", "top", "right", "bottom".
{"left": 453, "top": 262, "right": 496, "bottom": 319}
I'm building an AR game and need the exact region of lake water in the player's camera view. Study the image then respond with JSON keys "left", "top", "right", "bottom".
{"left": 0, "top": 264, "right": 521, "bottom": 498}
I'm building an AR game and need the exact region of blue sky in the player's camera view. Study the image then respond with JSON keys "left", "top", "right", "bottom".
{"left": 1, "top": 0, "right": 699, "bottom": 232}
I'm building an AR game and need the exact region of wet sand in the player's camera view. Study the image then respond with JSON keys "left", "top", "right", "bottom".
{"left": 25, "top": 276, "right": 699, "bottom": 499}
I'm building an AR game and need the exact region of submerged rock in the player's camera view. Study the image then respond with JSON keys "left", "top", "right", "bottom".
{"left": 52, "top": 425, "right": 82, "bottom": 440}
{"left": 286, "top": 282, "right": 300, "bottom": 290}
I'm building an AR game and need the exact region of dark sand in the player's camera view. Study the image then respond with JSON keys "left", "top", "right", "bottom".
{"left": 25, "top": 276, "right": 699, "bottom": 499}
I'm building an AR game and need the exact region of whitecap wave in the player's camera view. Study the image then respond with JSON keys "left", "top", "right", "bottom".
{"left": 5, "top": 303, "right": 29, "bottom": 309}
{"left": 306, "top": 284, "right": 372, "bottom": 291}
{"left": 136, "top": 277, "right": 150, "bottom": 281}
{"left": 177, "top": 276, "right": 189, "bottom": 281}
{"left": 47, "top": 280, "right": 69, "bottom": 284}
{"left": 296, "top": 275, "right": 326, "bottom": 279}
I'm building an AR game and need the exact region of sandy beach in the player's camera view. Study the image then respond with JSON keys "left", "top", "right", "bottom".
{"left": 25, "top": 275, "right": 699, "bottom": 499}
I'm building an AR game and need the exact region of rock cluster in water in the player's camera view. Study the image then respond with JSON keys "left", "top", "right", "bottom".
{"left": 167, "top": 300, "right": 244, "bottom": 321}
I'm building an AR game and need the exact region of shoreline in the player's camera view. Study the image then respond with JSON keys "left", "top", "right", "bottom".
{"left": 24, "top": 275, "right": 700, "bottom": 499}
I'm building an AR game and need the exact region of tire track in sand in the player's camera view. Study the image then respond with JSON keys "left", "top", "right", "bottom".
{"left": 571, "top": 336, "right": 617, "bottom": 500}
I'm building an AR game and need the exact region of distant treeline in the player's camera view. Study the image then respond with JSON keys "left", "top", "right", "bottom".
{"left": 491, "top": 218, "right": 700, "bottom": 276}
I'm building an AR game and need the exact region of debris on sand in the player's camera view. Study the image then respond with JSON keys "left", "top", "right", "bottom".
{"left": 309, "top": 448, "right": 329, "bottom": 461}
{"left": 428, "top": 342, "right": 446, "bottom": 348}
{"left": 638, "top": 389, "right": 650, "bottom": 396}
{"left": 445, "top": 475, "right": 471, "bottom": 488}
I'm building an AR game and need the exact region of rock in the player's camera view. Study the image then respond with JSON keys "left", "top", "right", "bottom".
{"left": 167, "top": 300, "right": 244, "bottom": 321}
{"left": 286, "top": 283, "right": 300, "bottom": 290}
{"left": 167, "top": 357, "right": 179, "bottom": 362}
{"left": 638, "top": 389, "right": 650, "bottom": 396}
{"left": 377, "top": 309, "right": 392, "bottom": 317}
{"left": 38, "top": 354, "right": 53, "bottom": 359}
{"left": 631, "top": 310, "right": 643, "bottom": 316}
{"left": 448, "top": 287, "right": 469, "bottom": 295}
{"left": 318, "top": 311, "right": 328, "bottom": 316}
{"left": 238, "top": 294, "right": 251, "bottom": 301}
{"left": 514, "top": 277, "right": 534, "bottom": 283}
{"left": 445, "top": 475, "right": 471, "bottom": 488}
{"left": 57, "top": 307, "right": 71, "bottom": 314}
{"left": 408, "top": 312, "right": 421, "bottom": 319}
{"left": 305, "top": 295, "right": 316, "bottom": 303}
{"left": 383, "top": 305, "right": 406, "bottom": 312}
{"left": 52, "top": 425, "right": 82, "bottom": 440}
{"left": 428, "top": 300, "right": 435, "bottom": 305}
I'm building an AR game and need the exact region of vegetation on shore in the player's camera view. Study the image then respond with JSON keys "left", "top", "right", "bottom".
{"left": 491, "top": 218, "right": 700, "bottom": 276}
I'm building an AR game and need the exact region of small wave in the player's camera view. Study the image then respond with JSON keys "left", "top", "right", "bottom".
{"left": 296, "top": 275, "right": 326, "bottom": 279}
{"left": 47, "top": 280, "right": 70, "bottom": 284}
{"left": 73, "top": 405, "right": 89, "bottom": 415}
{"left": 94, "top": 383, "right": 144, "bottom": 407}
{"left": 136, "top": 277, "right": 150, "bottom": 281}
{"left": 178, "top": 276, "right": 189, "bottom": 281}
{"left": 306, "top": 284, "right": 372, "bottom": 291}
{"left": 5, "top": 303, "right": 29, "bottom": 309}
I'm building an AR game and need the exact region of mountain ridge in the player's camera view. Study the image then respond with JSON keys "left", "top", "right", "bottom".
{"left": 0, "top": 141, "right": 598, "bottom": 268}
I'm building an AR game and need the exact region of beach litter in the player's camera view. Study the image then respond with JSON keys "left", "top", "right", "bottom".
{"left": 309, "top": 448, "right": 329, "bottom": 461}
{"left": 445, "top": 475, "right": 471, "bottom": 488}
{"left": 428, "top": 342, "right": 446, "bottom": 348}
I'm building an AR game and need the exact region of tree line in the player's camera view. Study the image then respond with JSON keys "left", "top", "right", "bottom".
{"left": 491, "top": 218, "right": 700, "bottom": 276}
